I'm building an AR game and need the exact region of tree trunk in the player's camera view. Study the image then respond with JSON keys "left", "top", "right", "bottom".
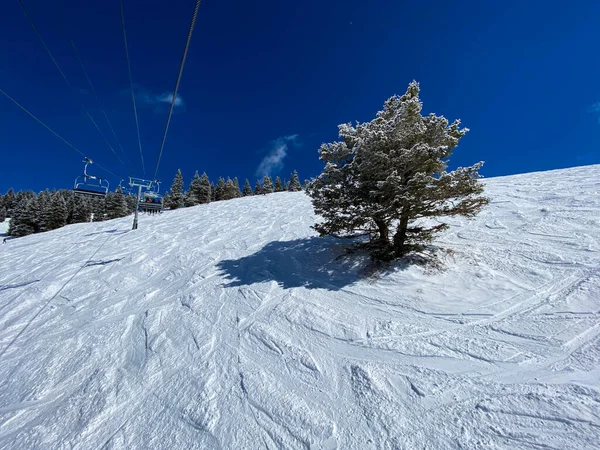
{"left": 393, "top": 209, "right": 410, "bottom": 256}
{"left": 374, "top": 218, "right": 389, "bottom": 244}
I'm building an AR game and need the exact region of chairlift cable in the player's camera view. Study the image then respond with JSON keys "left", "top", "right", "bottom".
{"left": 16, "top": 0, "right": 126, "bottom": 168}
{"left": 120, "top": 0, "right": 146, "bottom": 176}
{"left": 0, "top": 87, "right": 121, "bottom": 180}
{"left": 68, "top": 36, "right": 132, "bottom": 166}
{"left": 153, "top": 0, "right": 202, "bottom": 181}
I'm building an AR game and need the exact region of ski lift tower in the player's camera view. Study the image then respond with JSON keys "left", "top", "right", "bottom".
{"left": 128, "top": 177, "right": 154, "bottom": 230}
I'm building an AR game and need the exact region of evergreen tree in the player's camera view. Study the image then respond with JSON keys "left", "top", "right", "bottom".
{"left": 184, "top": 171, "right": 202, "bottom": 207}
{"left": 198, "top": 173, "right": 211, "bottom": 204}
{"left": 47, "top": 194, "right": 68, "bottom": 230}
{"left": 168, "top": 169, "right": 185, "bottom": 209}
{"left": 242, "top": 179, "right": 253, "bottom": 196}
{"left": 3, "top": 188, "right": 16, "bottom": 215}
{"left": 8, "top": 197, "right": 39, "bottom": 237}
{"left": 254, "top": 180, "right": 262, "bottom": 195}
{"left": 215, "top": 177, "right": 226, "bottom": 201}
{"left": 222, "top": 178, "right": 238, "bottom": 200}
{"left": 274, "top": 176, "right": 283, "bottom": 192}
{"left": 233, "top": 178, "right": 242, "bottom": 198}
{"left": 106, "top": 186, "right": 129, "bottom": 219}
{"left": 69, "top": 195, "right": 92, "bottom": 224}
{"left": 210, "top": 182, "right": 216, "bottom": 201}
{"left": 162, "top": 192, "right": 170, "bottom": 210}
{"left": 307, "top": 81, "right": 488, "bottom": 260}
{"left": 0, "top": 207, "right": 6, "bottom": 223}
{"left": 262, "top": 176, "right": 273, "bottom": 194}
{"left": 90, "top": 197, "right": 106, "bottom": 222}
{"left": 37, "top": 189, "right": 52, "bottom": 232}
{"left": 288, "top": 170, "right": 302, "bottom": 191}
{"left": 284, "top": 181, "right": 290, "bottom": 191}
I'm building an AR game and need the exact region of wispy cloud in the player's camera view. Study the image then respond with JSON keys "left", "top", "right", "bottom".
{"left": 255, "top": 134, "right": 299, "bottom": 177}
{"left": 121, "top": 85, "right": 185, "bottom": 112}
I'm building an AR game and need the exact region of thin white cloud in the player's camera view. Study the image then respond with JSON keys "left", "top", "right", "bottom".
{"left": 255, "top": 134, "right": 299, "bottom": 177}
{"left": 122, "top": 85, "right": 185, "bottom": 111}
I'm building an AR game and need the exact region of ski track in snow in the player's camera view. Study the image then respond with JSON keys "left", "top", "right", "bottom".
{"left": 1, "top": 165, "right": 600, "bottom": 449}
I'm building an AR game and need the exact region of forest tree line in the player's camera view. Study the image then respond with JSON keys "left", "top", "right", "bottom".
{"left": 1, "top": 169, "right": 305, "bottom": 238}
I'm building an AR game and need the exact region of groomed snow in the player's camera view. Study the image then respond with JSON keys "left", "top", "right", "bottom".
{"left": 1, "top": 165, "right": 599, "bottom": 449}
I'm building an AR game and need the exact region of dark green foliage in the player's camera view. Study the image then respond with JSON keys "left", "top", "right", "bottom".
{"left": 254, "top": 180, "right": 262, "bottom": 195}
{"left": 168, "top": 169, "right": 185, "bottom": 209}
{"left": 184, "top": 171, "right": 202, "bottom": 207}
{"left": 105, "top": 186, "right": 130, "bottom": 219}
{"left": 307, "top": 81, "right": 489, "bottom": 260}
{"left": 274, "top": 176, "right": 283, "bottom": 192}
{"left": 215, "top": 178, "right": 226, "bottom": 201}
{"left": 242, "top": 179, "right": 253, "bottom": 196}
{"left": 262, "top": 176, "right": 273, "bottom": 194}
{"left": 47, "top": 194, "right": 68, "bottom": 230}
{"left": 198, "top": 173, "right": 211, "bottom": 204}
{"left": 288, "top": 170, "right": 302, "bottom": 191}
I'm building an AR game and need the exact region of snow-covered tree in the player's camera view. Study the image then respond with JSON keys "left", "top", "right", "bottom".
{"left": 262, "top": 176, "right": 273, "bottom": 194}
{"left": 233, "top": 178, "right": 242, "bottom": 198}
{"left": 198, "top": 172, "right": 211, "bottom": 204}
{"left": 184, "top": 171, "right": 202, "bottom": 207}
{"left": 3, "top": 188, "right": 16, "bottom": 215}
{"left": 288, "top": 170, "right": 302, "bottom": 191}
{"left": 37, "top": 189, "right": 52, "bottom": 232}
{"left": 254, "top": 180, "right": 262, "bottom": 195}
{"left": 69, "top": 195, "right": 91, "bottom": 224}
{"left": 0, "top": 207, "right": 6, "bottom": 222}
{"left": 215, "top": 177, "right": 226, "bottom": 201}
{"left": 242, "top": 179, "right": 253, "bottom": 196}
{"left": 106, "top": 186, "right": 129, "bottom": 219}
{"left": 274, "top": 176, "right": 283, "bottom": 192}
{"left": 210, "top": 182, "right": 216, "bottom": 201}
{"left": 9, "top": 196, "right": 40, "bottom": 237}
{"left": 307, "top": 81, "right": 489, "bottom": 260}
{"left": 162, "top": 191, "right": 171, "bottom": 210}
{"left": 168, "top": 169, "right": 185, "bottom": 209}
{"left": 46, "top": 193, "right": 68, "bottom": 230}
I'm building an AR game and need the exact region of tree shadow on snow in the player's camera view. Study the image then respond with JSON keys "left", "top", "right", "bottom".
{"left": 217, "top": 237, "right": 403, "bottom": 291}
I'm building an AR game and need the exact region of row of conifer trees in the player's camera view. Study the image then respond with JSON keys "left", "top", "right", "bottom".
{"left": 1, "top": 170, "right": 305, "bottom": 237}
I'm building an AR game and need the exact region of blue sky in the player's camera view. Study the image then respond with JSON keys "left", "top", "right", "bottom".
{"left": 1, "top": 0, "right": 599, "bottom": 193}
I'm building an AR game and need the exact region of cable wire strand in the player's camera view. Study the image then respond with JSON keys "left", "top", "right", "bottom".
{"left": 120, "top": 0, "right": 146, "bottom": 175}
{"left": 68, "top": 36, "right": 131, "bottom": 166}
{"left": 153, "top": 0, "right": 202, "bottom": 180}
{"left": 16, "top": 0, "right": 126, "bottom": 168}
{"left": 0, "top": 87, "right": 121, "bottom": 180}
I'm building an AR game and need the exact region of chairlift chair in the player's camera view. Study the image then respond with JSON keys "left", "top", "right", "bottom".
{"left": 73, "top": 158, "right": 109, "bottom": 198}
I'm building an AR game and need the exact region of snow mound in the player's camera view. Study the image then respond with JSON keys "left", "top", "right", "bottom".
{"left": 1, "top": 165, "right": 600, "bottom": 449}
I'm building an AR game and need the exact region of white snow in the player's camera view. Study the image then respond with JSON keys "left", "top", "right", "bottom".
{"left": 1, "top": 165, "right": 600, "bottom": 449}
{"left": 0, "top": 219, "right": 8, "bottom": 237}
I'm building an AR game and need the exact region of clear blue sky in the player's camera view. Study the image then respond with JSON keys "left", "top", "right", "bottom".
{"left": 1, "top": 0, "right": 599, "bottom": 193}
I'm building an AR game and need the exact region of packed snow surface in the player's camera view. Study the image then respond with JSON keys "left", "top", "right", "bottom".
{"left": 1, "top": 165, "right": 600, "bottom": 449}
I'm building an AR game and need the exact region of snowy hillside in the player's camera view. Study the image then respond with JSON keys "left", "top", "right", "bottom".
{"left": 1, "top": 165, "right": 599, "bottom": 449}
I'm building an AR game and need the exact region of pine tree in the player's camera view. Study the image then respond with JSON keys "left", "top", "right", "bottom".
{"left": 8, "top": 197, "right": 40, "bottom": 237}
{"left": 254, "top": 180, "right": 262, "bottom": 195}
{"left": 284, "top": 181, "right": 290, "bottom": 191}
{"left": 37, "top": 189, "right": 52, "bottom": 232}
{"left": 242, "top": 179, "right": 253, "bottom": 196}
{"left": 162, "top": 191, "right": 171, "bottom": 210}
{"left": 262, "top": 176, "right": 273, "bottom": 194}
{"left": 106, "top": 186, "right": 129, "bottom": 219}
{"left": 198, "top": 173, "right": 211, "bottom": 204}
{"left": 210, "top": 182, "right": 216, "bottom": 202}
{"left": 288, "top": 170, "right": 302, "bottom": 191}
{"left": 274, "top": 176, "right": 283, "bottom": 192}
{"left": 307, "top": 81, "right": 489, "bottom": 260}
{"left": 69, "top": 195, "right": 92, "bottom": 224}
{"left": 168, "top": 169, "right": 185, "bottom": 209}
{"left": 233, "top": 178, "right": 242, "bottom": 198}
{"left": 222, "top": 178, "right": 238, "bottom": 200}
{"left": 3, "top": 188, "right": 16, "bottom": 215}
{"left": 90, "top": 197, "right": 106, "bottom": 222}
{"left": 215, "top": 177, "right": 226, "bottom": 201}
{"left": 184, "top": 171, "right": 202, "bottom": 207}
{"left": 47, "top": 194, "right": 68, "bottom": 230}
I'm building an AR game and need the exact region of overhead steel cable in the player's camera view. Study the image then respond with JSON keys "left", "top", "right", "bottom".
{"left": 153, "top": 0, "right": 202, "bottom": 181}
{"left": 0, "top": 87, "right": 122, "bottom": 180}
{"left": 120, "top": 0, "right": 145, "bottom": 176}
{"left": 16, "top": 0, "right": 126, "bottom": 167}
{"left": 68, "top": 36, "right": 131, "bottom": 166}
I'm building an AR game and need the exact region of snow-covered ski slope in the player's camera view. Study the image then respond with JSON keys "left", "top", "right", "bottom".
{"left": 1, "top": 165, "right": 600, "bottom": 449}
